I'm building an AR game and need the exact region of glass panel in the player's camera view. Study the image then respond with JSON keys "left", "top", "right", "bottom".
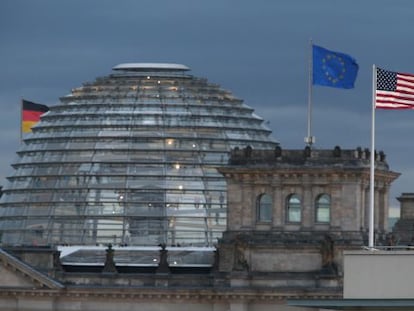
{"left": 287, "top": 194, "right": 301, "bottom": 222}
{"left": 316, "top": 194, "right": 331, "bottom": 223}
{"left": 258, "top": 193, "right": 272, "bottom": 222}
{"left": 0, "top": 64, "right": 278, "bottom": 250}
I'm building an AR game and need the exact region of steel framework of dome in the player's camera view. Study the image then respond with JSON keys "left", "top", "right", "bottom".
{"left": 0, "top": 63, "right": 278, "bottom": 247}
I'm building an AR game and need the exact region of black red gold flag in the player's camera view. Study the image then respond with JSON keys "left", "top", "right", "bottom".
{"left": 22, "top": 100, "right": 49, "bottom": 133}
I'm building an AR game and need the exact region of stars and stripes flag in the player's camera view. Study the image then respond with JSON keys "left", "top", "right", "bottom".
{"left": 376, "top": 67, "right": 414, "bottom": 109}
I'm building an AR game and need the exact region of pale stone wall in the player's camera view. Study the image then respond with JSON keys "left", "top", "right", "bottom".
{"left": 250, "top": 249, "right": 320, "bottom": 272}
{"left": 223, "top": 169, "right": 395, "bottom": 234}
{"left": 0, "top": 295, "right": 317, "bottom": 311}
{"left": 0, "top": 265, "right": 35, "bottom": 287}
{"left": 398, "top": 193, "right": 414, "bottom": 219}
{"left": 344, "top": 250, "right": 414, "bottom": 299}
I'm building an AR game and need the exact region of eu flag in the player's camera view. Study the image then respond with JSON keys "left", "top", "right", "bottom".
{"left": 313, "top": 45, "right": 358, "bottom": 89}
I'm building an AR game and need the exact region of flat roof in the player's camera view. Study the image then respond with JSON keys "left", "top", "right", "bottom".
{"left": 112, "top": 63, "right": 190, "bottom": 72}
{"left": 288, "top": 299, "right": 414, "bottom": 310}
{"left": 58, "top": 246, "right": 215, "bottom": 267}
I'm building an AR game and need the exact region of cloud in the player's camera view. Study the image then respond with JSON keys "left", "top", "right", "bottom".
{"left": 1, "top": 0, "right": 414, "bottom": 211}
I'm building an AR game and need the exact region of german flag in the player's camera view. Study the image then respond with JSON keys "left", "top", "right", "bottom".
{"left": 22, "top": 100, "right": 49, "bottom": 133}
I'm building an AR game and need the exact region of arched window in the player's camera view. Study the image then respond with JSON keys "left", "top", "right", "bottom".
{"left": 257, "top": 193, "right": 272, "bottom": 222}
{"left": 287, "top": 194, "right": 301, "bottom": 223}
{"left": 315, "top": 194, "right": 331, "bottom": 223}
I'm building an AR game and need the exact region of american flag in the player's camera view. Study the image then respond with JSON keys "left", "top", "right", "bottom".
{"left": 376, "top": 67, "right": 414, "bottom": 109}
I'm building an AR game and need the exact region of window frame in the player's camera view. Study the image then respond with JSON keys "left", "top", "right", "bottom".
{"left": 286, "top": 194, "right": 302, "bottom": 223}
{"left": 315, "top": 193, "right": 331, "bottom": 223}
{"left": 256, "top": 193, "right": 272, "bottom": 223}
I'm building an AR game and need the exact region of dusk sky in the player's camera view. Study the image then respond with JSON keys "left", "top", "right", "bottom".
{"left": 1, "top": 0, "right": 413, "bottom": 210}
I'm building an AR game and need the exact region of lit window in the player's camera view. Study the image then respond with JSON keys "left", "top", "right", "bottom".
{"left": 287, "top": 194, "right": 301, "bottom": 223}
{"left": 316, "top": 194, "right": 330, "bottom": 223}
{"left": 257, "top": 193, "right": 272, "bottom": 222}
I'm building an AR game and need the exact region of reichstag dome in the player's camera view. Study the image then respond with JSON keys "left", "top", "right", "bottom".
{"left": 0, "top": 63, "right": 278, "bottom": 248}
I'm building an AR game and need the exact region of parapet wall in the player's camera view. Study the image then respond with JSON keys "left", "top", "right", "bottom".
{"left": 229, "top": 145, "right": 389, "bottom": 170}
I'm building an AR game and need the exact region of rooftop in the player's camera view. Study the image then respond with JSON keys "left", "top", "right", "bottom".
{"left": 226, "top": 146, "right": 391, "bottom": 170}
{"left": 112, "top": 63, "right": 191, "bottom": 72}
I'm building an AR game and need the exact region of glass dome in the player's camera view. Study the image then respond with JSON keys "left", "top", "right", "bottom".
{"left": 0, "top": 63, "right": 278, "bottom": 247}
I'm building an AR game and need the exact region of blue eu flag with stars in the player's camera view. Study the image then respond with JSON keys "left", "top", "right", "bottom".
{"left": 313, "top": 45, "right": 358, "bottom": 89}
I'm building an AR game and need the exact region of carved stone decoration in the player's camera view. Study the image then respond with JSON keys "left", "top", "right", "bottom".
{"left": 211, "top": 248, "right": 219, "bottom": 272}
{"left": 333, "top": 146, "right": 341, "bottom": 157}
{"left": 274, "top": 146, "right": 282, "bottom": 158}
{"left": 304, "top": 146, "right": 311, "bottom": 158}
{"left": 102, "top": 244, "right": 118, "bottom": 273}
{"left": 244, "top": 145, "right": 252, "bottom": 158}
{"left": 53, "top": 250, "right": 63, "bottom": 272}
{"left": 233, "top": 236, "right": 249, "bottom": 272}
{"left": 320, "top": 234, "right": 337, "bottom": 275}
{"left": 156, "top": 244, "right": 170, "bottom": 274}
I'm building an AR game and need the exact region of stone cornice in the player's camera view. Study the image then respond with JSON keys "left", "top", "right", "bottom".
{"left": 0, "top": 286, "right": 342, "bottom": 302}
{"left": 221, "top": 168, "right": 400, "bottom": 185}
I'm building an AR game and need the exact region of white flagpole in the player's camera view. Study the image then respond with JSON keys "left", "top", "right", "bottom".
{"left": 305, "top": 38, "right": 315, "bottom": 146}
{"left": 369, "top": 64, "right": 377, "bottom": 248}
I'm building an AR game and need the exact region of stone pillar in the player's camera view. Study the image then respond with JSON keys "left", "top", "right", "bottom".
{"left": 374, "top": 187, "right": 380, "bottom": 231}
{"left": 358, "top": 182, "right": 365, "bottom": 230}
{"left": 302, "top": 179, "right": 313, "bottom": 228}
{"left": 241, "top": 180, "right": 253, "bottom": 229}
{"left": 330, "top": 184, "right": 341, "bottom": 229}
{"left": 364, "top": 186, "right": 370, "bottom": 231}
{"left": 378, "top": 187, "right": 388, "bottom": 232}
{"left": 227, "top": 180, "right": 242, "bottom": 230}
{"left": 273, "top": 185, "right": 283, "bottom": 228}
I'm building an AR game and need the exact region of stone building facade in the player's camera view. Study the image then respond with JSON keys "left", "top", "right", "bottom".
{"left": 0, "top": 146, "right": 400, "bottom": 311}
{"left": 217, "top": 146, "right": 399, "bottom": 284}
{"left": 392, "top": 193, "right": 414, "bottom": 244}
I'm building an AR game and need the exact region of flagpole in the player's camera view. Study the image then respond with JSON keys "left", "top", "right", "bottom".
{"left": 369, "top": 64, "right": 377, "bottom": 248}
{"left": 20, "top": 98, "right": 23, "bottom": 143}
{"left": 305, "top": 38, "right": 315, "bottom": 146}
